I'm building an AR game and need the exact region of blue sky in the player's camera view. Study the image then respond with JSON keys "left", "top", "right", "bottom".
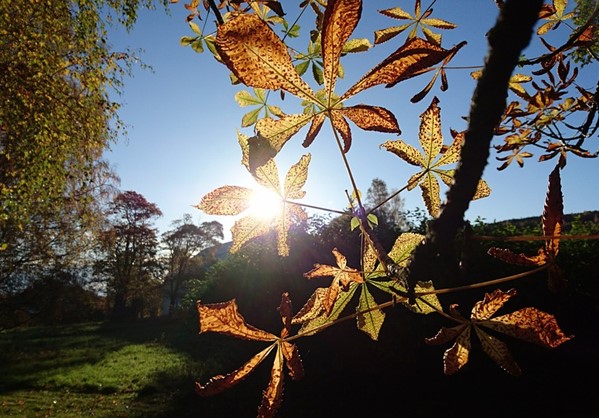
{"left": 106, "top": 1, "right": 598, "bottom": 240}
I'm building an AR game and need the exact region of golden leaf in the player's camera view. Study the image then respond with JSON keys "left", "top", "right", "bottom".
{"left": 197, "top": 299, "right": 277, "bottom": 341}
{"left": 230, "top": 216, "right": 271, "bottom": 253}
{"left": 297, "top": 282, "right": 360, "bottom": 336}
{"left": 383, "top": 97, "right": 491, "bottom": 217}
{"left": 216, "top": 14, "right": 317, "bottom": 102}
{"left": 281, "top": 341, "right": 304, "bottom": 380}
{"left": 302, "top": 112, "right": 326, "bottom": 148}
{"left": 322, "top": 0, "right": 362, "bottom": 99}
{"left": 329, "top": 110, "right": 352, "bottom": 153}
{"left": 304, "top": 248, "right": 363, "bottom": 314}
{"left": 291, "top": 287, "right": 329, "bottom": 324}
{"left": 425, "top": 324, "right": 469, "bottom": 345}
{"left": 284, "top": 154, "right": 311, "bottom": 200}
{"left": 197, "top": 185, "right": 255, "bottom": 215}
{"left": 195, "top": 343, "right": 276, "bottom": 397}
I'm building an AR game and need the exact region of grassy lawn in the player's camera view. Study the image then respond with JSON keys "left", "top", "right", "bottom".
{"left": 0, "top": 319, "right": 242, "bottom": 417}
{"left": 2, "top": 311, "right": 598, "bottom": 417}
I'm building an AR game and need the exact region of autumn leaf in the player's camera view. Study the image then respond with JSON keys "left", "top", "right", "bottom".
{"left": 537, "top": 0, "right": 575, "bottom": 35}
{"left": 342, "top": 38, "right": 464, "bottom": 100}
{"left": 382, "top": 97, "right": 490, "bottom": 217}
{"left": 488, "top": 165, "right": 565, "bottom": 291}
{"left": 196, "top": 295, "right": 305, "bottom": 417}
{"left": 196, "top": 185, "right": 255, "bottom": 215}
{"left": 321, "top": 0, "right": 362, "bottom": 100}
{"left": 304, "top": 248, "right": 364, "bottom": 314}
{"left": 293, "top": 282, "right": 360, "bottom": 336}
{"left": 257, "top": 346, "right": 284, "bottom": 418}
{"left": 196, "top": 343, "right": 277, "bottom": 396}
{"left": 215, "top": 13, "right": 318, "bottom": 103}
{"left": 426, "top": 289, "right": 572, "bottom": 375}
{"left": 197, "top": 154, "right": 311, "bottom": 256}
{"left": 197, "top": 299, "right": 277, "bottom": 341}
{"left": 471, "top": 70, "right": 531, "bottom": 99}
{"left": 374, "top": 0, "right": 457, "bottom": 45}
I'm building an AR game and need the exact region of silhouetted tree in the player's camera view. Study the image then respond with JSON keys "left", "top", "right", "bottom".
{"left": 96, "top": 191, "right": 162, "bottom": 318}
{"left": 161, "top": 214, "right": 223, "bottom": 316}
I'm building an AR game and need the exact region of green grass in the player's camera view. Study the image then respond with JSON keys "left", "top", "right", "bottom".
{"left": 0, "top": 320, "right": 228, "bottom": 417}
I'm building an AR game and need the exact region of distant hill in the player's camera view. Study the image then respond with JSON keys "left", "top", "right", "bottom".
{"left": 482, "top": 210, "right": 599, "bottom": 231}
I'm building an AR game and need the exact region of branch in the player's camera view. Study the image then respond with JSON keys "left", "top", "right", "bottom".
{"left": 405, "top": 0, "right": 544, "bottom": 298}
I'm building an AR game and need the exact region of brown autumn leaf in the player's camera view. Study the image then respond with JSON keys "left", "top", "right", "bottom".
{"left": 426, "top": 289, "right": 572, "bottom": 375}
{"left": 304, "top": 248, "right": 364, "bottom": 314}
{"left": 197, "top": 299, "right": 277, "bottom": 341}
{"left": 488, "top": 164, "right": 565, "bottom": 291}
{"left": 215, "top": 13, "right": 317, "bottom": 103}
{"left": 543, "top": 164, "right": 563, "bottom": 257}
{"left": 196, "top": 343, "right": 277, "bottom": 396}
{"left": 291, "top": 287, "right": 329, "bottom": 324}
{"left": 257, "top": 346, "right": 284, "bottom": 418}
{"left": 322, "top": 0, "right": 362, "bottom": 99}
{"left": 341, "top": 37, "right": 463, "bottom": 100}
{"left": 473, "top": 326, "right": 522, "bottom": 375}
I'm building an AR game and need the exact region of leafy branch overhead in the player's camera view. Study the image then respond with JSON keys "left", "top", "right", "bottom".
{"left": 214, "top": 0, "right": 464, "bottom": 157}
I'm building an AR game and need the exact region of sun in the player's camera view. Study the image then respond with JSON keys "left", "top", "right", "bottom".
{"left": 247, "top": 188, "right": 283, "bottom": 220}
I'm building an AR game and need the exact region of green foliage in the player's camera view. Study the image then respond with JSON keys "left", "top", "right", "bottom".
{"left": 0, "top": 0, "right": 167, "bottom": 290}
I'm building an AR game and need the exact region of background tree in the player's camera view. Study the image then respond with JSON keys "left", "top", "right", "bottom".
{"left": 365, "top": 178, "right": 408, "bottom": 231}
{"left": 96, "top": 190, "right": 162, "bottom": 318}
{"left": 161, "top": 214, "right": 224, "bottom": 316}
{"left": 0, "top": 0, "right": 166, "bottom": 293}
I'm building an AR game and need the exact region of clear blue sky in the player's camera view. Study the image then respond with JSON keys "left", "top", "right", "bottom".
{"left": 106, "top": 1, "right": 598, "bottom": 240}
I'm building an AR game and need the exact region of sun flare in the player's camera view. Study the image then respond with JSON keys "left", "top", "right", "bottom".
{"left": 247, "top": 188, "right": 283, "bottom": 220}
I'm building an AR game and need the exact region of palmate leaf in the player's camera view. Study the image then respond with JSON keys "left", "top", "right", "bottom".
{"left": 537, "top": 0, "right": 575, "bottom": 35}
{"left": 196, "top": 343, "right": 277, "bottom": 396}
{"left": 304, "top": 248, "right": 364, "bottom": 314}
{"left": 197, "top": 154, "right": 310, "bottom": 256}
{"left": 382, "top": 97, "right": 491, "bottom": 217}
{"left": 488, "top": 164, "right": 565, "bottom": 291}
{"left": 196, "top": 296, "right": 304, "bottom": 417}
{"left": 375, "top": 0, "right": 457, "bottom": 45}
{"left": 235, "top": 88, "right": 285, "bottom": 127}
{"left": 341, "top": 37, "right": 463, "bottom": 101}
{"left": 426, "top": 289, "right": 572, "bottom": 375}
